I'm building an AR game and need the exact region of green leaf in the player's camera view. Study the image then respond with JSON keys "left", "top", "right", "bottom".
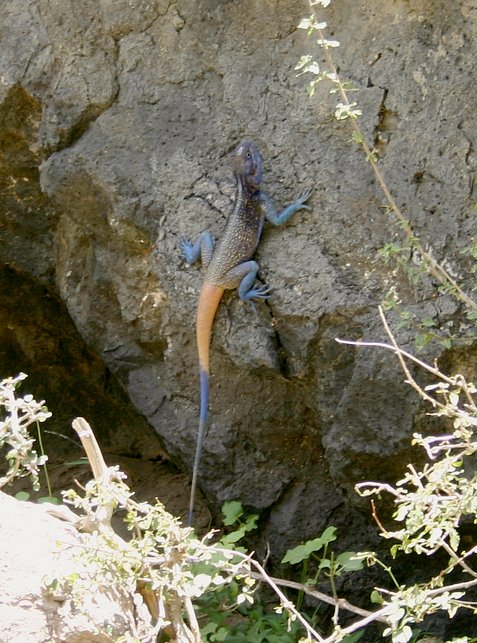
{"left": 415, "top": 333, "right": 432, "bottom": 350}
{"left": 221, "top": 500, "right": 244, "bottom": 526}
{"left": 281, "top": 526, "right": 337, "bottom": 564}
{"left": 420, "top": 317, "right": 435, "bottom": 327}
{"left": 212, "top": 626, "right": 228, "bottom": 641}
{"left": 317, "top": 38, "right": 340, "bottom": 47}
{"left": 370, "top": 589, "right": 383, "bottom": 604}
{"left": 242, "top": 513, "right": 259, "bottom": 533}
{"left": 317, "top": 557, "right": 332, "bottom": 571}
{"left": 351, "top": 131, "right": 364, "bottom": 146}
{"left": 390, "top": 544, "right": 400, "bottom": 558}
{"left": 15, "top": 491, "right": 30, "bottom": 501}
{"left": 37, "top": 496, "right": 61, "bottom": 505}
{"left": 335, "top": 551, "right": 364, "bottom": 572}
{"left": 304, "top": 61, "right": 321, "bottom": 75}
{"left": 295, "top": 54, "right": 313, "bottom": 70}
{"left": 297, "top": 17, "right": 313, "bottom": 30}
{"left": 307, "top": 82, "right": 317, "bottom": 97}
{"left": 200, "top": 622, "right": 218, "bottom": 638}
{"left": 449, "top": 529, "right": 461, "bottom": 551}
{"left": 220, "top": 526, "right": 248, "bottom": 545}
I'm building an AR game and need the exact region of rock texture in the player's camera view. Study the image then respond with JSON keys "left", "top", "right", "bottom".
{"left": 0, "top": 492, "right": 151, "bottom": 642}
{"left": 1, "top": 0, "right": 476, "bottom": 589}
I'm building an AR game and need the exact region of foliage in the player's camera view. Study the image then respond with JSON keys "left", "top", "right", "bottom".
{"left": 291, "top": 9, "right": 477, "bottom": 634}
{"left": 198, "top": 584, "right": 303, "bottom": 643}
{"left": 46, "top": 449, "right": 258, "bottom": 640}
{"left": 282, "top": 526, "right": 337, "bottom": 565}
{"left": 220, "top": 500, "right": 259, "bottom": 547}
{"left": 3, "top": 352, "right": 477, "bottom": 643}
{"left": 337, "top": 307, "right": 477, "bottom": 642}
{"left": 41, "top": 418, "right": 327, "bottom": 642}
{"left": 0, "top": 372, "right": 51, "bottom": 490}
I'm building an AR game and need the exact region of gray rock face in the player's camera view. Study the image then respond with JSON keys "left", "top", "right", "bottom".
{"left": 1, "top": 0, "right": 476, "bottom": 565}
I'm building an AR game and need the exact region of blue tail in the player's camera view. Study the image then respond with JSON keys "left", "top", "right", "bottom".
{"left": 188, "top": 367, "right": 209, "bottom": 526}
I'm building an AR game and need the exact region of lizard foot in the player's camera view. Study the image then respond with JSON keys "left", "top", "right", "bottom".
{"left": 293, "top": 189, "right": 313, "bottom": 211}
{"left": 241, "top": 283, "right": 271, "bottom": 311}
{"left": 179, "top": 237, "right": 196, "bottom": 264}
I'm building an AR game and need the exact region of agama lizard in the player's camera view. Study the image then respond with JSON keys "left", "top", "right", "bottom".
{"left": 181, "top": 141, "right": 311, "bottom": 525}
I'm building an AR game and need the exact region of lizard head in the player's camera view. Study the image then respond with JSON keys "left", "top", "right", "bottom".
{"left": 232, "top": 141, "right": 263, "bottom": 191}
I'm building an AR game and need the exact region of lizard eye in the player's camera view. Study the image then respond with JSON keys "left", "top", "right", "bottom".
{"left": 245, "top": 151, "right": 252, "bottom": 158}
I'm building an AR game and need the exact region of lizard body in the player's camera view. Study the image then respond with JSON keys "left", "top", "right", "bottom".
{"left": 181, "top": 141, "right": 311, "bottom": 525}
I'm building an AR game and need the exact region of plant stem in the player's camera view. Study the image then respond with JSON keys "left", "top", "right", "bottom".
{"left": 36, "top": 420, "right": 53, "bottom": 497}
{"left": 307, "top": 0, "right": 477, "bottom": 313}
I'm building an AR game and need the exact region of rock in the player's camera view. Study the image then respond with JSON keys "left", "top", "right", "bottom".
{"left": 0, "top": 0, "right": 476, "bottom": 572}
{"left": 0, "top": 492, "right": 149, "bottom": 642}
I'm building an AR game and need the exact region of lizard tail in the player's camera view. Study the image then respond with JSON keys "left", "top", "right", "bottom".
{"left": 188, "top": 368, "right": 209, "bottom": 525}
{"left": 188, "top": 282, "right": 224, "bottom": 526}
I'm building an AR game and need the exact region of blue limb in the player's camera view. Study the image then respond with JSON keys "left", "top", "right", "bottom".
{"left": 237, "top": 261, "right": 271, "bottom": 311}
{"left": 180, "top": 231, "right": 215, "bottom": 267}
{"left": 262, "top": 189, "right": 312, "bottom": 226}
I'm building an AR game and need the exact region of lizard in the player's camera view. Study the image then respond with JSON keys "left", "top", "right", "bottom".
{"left": 181, "top": 141, "right": 311, "bottom": 526}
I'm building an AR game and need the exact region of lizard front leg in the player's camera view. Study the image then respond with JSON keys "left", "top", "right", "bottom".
{"left": 261, "top": 190, "right": 312, "bottom": 226}
{"left": 180, "top": 231, "right": 215, "bottom": 267}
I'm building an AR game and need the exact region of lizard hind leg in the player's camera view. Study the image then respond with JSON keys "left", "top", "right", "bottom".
{"left": 235, "top": 261, "right": 270, "bottom": 310}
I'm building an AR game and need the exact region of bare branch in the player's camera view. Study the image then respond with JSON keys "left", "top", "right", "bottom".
{"left": 72, "top": 417, "right": 110, "bottom": 480}
{"left": 251, "top": 573, "right": 386, "bottom": 622}
{"left": 437, "top": 540, "right": 477, "bottom": 581}
{"left": 336, "top": 307, "right": 454, "bottom": 415}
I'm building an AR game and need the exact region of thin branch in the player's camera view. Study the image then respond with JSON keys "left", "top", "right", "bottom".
{"left": 438, "top": 540, "right": 477, "bottom": 580}
{"left": 335, "top": 307, "right": 453, "bottom": 415}
{"left": 45, "top": 503, "right": 84, "bottom": 528}
{"left": 184, "top": 596, "right": 202, "bottom": 642}
{"left": 248, "top": 559, "right": 325, "bottom": 642}
{"left": 251, "top": 573, "right": 386, "bottom": 622}
{"left": 320, "top": 606, "right": 392, "bottom": 643}
{"left": 370, "top": 498, "right": 388, "bottom": 534}
{"left": 207, "top": 544, "right": 396, "bottom": 643}
{"left": 335, "top": 336, "right": 452, "bottom": 385}
{"left": 459, "top": 376, "right": 477, "bottom": 413}
{"left": 71, "top": 417, "right": 116, "bottom": 534}
{"left": 378, "top": 307, "right": 451, "bottom": 410}
{"left": 427, "top": 577, "right": 477, "bottom": 597}
{"left": 70, "top": 418, "right": 198, "bottom": 639}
